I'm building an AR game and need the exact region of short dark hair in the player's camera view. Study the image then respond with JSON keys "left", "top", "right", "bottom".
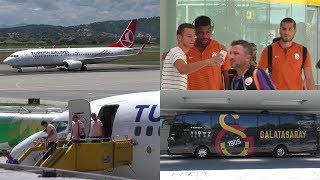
{"left": 231, "top": 40, "right": 253, "bottom": 56}
{"left": 41, "top": 121, "right": 48, "bottom": 126}
{"left": 194, "top": 16, "right": 213, "bottom": 28}
{"left": 280, "top": 17, "right": 296, "bottom": 29}
{"left": 177, "top": 23, "right": 195, "bottom": 35}
{"left": 250, "top": 43, "right": 257, "bottom": 47}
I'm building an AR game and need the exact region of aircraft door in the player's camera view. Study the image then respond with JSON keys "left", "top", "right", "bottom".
{"left": 68, "top": 99, "right": 91, "bottom": 138}
{"left": 98, "top": 105, "right": 119, "bottom": 139}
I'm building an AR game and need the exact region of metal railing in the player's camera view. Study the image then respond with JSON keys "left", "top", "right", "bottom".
{"left": 0, "top": 106, "right": 64, "bottom": 114}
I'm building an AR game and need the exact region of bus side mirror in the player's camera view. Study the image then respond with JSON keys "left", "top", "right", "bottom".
{"left": 161, "top": 121, "right": 165, "bottom": 128}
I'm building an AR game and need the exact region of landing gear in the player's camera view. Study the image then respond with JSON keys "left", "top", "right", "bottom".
{"left": 17, "top": 68, "right": 22, "bottom": 73}
{"left": 81, "top": 65, "right": 87, "bottom": 71}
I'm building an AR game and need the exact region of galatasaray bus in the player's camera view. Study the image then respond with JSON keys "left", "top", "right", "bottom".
{"left": 167, "top": 112, "right": 318, "bottom": 158}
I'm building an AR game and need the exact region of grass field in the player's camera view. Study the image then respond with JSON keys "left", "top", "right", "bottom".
{"left": 0, "top": 44, "right": 160, "bottom": 65}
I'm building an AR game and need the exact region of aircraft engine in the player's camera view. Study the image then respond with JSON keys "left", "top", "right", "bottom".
{"left": 63, "top": 60, "right": 83, "bottom": 70}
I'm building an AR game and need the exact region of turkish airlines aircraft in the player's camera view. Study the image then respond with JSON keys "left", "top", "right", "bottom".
{"left": 11, "top": 91, "right": 160, "bottom": 180}
{"left": 3, "top": 19, "right": 142, "bottom": 72}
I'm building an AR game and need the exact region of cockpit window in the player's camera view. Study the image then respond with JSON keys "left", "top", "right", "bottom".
{"left": 10, "top": 55, "right": 19, "bottom": 57}
{"left": 51, "top": 121, "right": 68, "bottom": 133}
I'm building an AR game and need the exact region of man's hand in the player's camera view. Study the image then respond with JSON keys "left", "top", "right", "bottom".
{"left": 205, "top": 54, "right": 224, "bottom": 66}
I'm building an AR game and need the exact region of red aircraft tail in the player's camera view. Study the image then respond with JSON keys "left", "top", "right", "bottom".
{"left": 109, "top": 19, "right": 137, "bottom": 48}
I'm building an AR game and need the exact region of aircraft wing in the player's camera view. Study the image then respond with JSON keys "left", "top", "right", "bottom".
{"left": 77, "top": 45, "right": 146, "bottom": 64}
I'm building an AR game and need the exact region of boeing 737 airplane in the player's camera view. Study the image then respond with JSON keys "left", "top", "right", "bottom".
{"left": 11, "top": 91, "right": 160, "bottom": 180}
{"left": 3, "top": 19, "right": 142, "bottom": 72}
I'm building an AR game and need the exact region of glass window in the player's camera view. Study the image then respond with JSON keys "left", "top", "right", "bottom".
{"left": 297, "top": 114, "right": 316, "bottom": 129}
{"left": 211, "top": 113, "right": 222, "bottom": 132}
{"left": 146, "top": 126, "right": 153, "bottom": 136}
{"left": 134, "top": 126, "right": 141, "bottom": 136}
{"left": 237, "top": 114, "right": 258, "bottom": 128}
{"left": 184, "top": 113, "right": 211, "bottom": 129}
{"left": 258, "top": 114, "right": 279, "bottom": 130}
{"left": 278, "top": 114, "right": 298, "bottom": 130}
{"left": 176, "top": 0, "right": 319, "bottom": 83}
{"left": 223, "top": 113, "right": 235, "bottom": 126}
{"left": 52, "top": 121, "right": 68, "bottom": 133}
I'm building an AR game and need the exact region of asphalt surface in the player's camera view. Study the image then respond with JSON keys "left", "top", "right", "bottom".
{"left": 0, "top": 64, "right": 160, "bottom": 107}
{"left": 160, "top": 154, "right": 320, "bottom": 180}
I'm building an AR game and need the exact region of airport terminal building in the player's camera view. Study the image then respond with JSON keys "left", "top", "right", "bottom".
{"left": 161, "top": 0, "right": 320, "bottom": 87}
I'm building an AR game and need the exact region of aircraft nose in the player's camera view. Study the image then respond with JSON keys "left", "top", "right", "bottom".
{"left": 3, "top": 57, "right": 12, "bottom": 65}
{"left": 3, "top": 58, "right": 9, "bottom": 64}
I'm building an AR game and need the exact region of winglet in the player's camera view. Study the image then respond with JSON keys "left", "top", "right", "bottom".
{"left": 109, "top": 19, "right": 137, "bottom": 48}
{"left": 136, "top": 43, "right": 146, "bottom": 55}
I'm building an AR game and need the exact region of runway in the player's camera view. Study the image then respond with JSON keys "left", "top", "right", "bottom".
{"left": 0, "top": 64, "right": 160, "bottom": 107}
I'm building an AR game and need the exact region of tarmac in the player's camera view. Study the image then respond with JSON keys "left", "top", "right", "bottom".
{"left": 0, "top": 157, "right": 132, "bottom": 180}
{"left": 0, "top": 64, "right": 160, "bottom": 108}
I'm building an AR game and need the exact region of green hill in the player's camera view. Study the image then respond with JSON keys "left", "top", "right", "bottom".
{"left": 0, "top": 17, "right": 159, "bottom": 45}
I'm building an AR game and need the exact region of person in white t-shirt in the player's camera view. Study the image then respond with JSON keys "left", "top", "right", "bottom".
{"left": 161, "top": 23, "right": 223, "bottom": 90}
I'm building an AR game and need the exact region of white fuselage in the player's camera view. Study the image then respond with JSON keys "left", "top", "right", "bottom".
{"left": 3, "top": 47, "right": 134, "bottom": 68}
{"left": 11, "top": 91, "right": 160, "bottom": 180}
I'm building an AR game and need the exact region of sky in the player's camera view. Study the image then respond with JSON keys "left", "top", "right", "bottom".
{"left": 0, "top": 0, "right": 159, "bottom": 27}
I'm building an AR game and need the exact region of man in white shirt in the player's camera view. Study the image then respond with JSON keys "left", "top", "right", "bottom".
{"left": 161, "top": 23, "right": 223, "bottom": 90}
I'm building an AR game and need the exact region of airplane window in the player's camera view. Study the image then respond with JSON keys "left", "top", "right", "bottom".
{"left": 146, "top": 126, "right": 153, "bottom": 136}
{"left": 52, "top": 121, "right": 68, "bottom": 133}
{"left": 13, "top": 55, "right": 19, "bottom": 57}
{"left": 135, "top": 126, "right": 141, "bottom": 136}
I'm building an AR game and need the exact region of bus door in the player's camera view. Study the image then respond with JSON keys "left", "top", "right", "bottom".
{"left": 168, "top": 115, "right": 191, "bottom": 154}
{"left": 257, "top": 114, "right": 279, "bottom": 153}
{"left": 168, "top": 113, "right": 213, "bottom": 154}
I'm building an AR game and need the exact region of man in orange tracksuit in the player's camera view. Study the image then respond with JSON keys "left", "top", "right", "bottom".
{"left": 258, "top": 17, "right": 315, "bottom": 90}
{"left": 187, "top": 16, "right": 231, "bottom": 90}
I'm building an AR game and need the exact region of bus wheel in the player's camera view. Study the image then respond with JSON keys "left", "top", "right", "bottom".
{"left": 274, "top": 145, "right": 287, "bottom": 158}
{"left": 195, "top": 146, "right": 209, "bottom": 159}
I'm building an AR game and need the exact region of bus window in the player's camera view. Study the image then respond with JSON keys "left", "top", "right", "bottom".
{"left": 258, "top": 114, "right": 279, "bottom": 130}
{"left": 279, "top": 115, "right": 297, "bottom": 131}
{"left": 237, "top": 114, "right": 258, "bottom": 137}
{"left": 237, "top": 114, "right": 258, "bottom": 128}
{"left": 184, "top": 113, "right": 211, "bottom": 129}
{"left": 223, "top": 114, "right": 235, "bottom": 126}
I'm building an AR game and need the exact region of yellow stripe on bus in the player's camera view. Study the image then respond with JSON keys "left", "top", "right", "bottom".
{"left": 253, "top": 0, "right": 320, "bottom": 6}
